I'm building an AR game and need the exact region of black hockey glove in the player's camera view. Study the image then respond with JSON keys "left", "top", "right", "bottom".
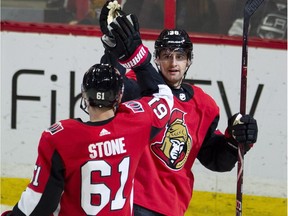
{"left": 99, "top": 0, "right": 123, "bottom": 36}
{"left": 101, "top": 14, "right": 151, "bottom": 69}
{"left": 225, "top": 113, "right": 258, "bottom": 153}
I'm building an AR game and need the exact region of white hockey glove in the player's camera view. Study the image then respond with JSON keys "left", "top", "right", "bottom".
{"left": 225, "top": 113, "right": 258, "bottom": 153}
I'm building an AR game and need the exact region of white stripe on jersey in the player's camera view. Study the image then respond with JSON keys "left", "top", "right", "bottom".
{"left": 153, "top": 84, "right": 174, "bottom": 110}
{"left": 18, "top": 187, "right": 42, "bottom": 215}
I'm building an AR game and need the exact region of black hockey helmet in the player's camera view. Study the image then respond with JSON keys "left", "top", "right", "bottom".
{"left": 154, "top": 29, "right": 193, "bottom": 60}
{"left": 81, "top": 63, "right": 123, "bottom": 109}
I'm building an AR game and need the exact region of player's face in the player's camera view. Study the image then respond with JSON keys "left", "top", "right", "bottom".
{"left": 157, "top": 49, "right": 190, "bottom": 89}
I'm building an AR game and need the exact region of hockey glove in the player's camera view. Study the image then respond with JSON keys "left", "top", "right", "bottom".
{"left": 101, "top": 14, "right": 151, "bottom": 69}
{"left": 225, "top": 113, "right": 258, "bottom": 153}
{"left": 99, "top": 0, "right": 123, "bottom": 35}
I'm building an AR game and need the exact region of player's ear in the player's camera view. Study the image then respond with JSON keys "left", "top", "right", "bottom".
{"left": 82, "top": 93, "right": 89, "bottom": 106}
{"left": 154, "top": 58, "right": 160, "bottom": 66}
{"left": 85, "top": 98, "right": 89, "bottom": 107}
{"left": 187, "top": 59, "right": 192, "bottom": 67}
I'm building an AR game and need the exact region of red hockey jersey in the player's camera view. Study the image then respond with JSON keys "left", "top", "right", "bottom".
{"left": 10, "top": 85, "right": 173, "bottom": 216}
{"left": 133, "top": 84, "right": 219, "bottom": 216}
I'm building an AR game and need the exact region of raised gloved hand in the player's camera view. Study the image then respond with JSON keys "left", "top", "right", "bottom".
{"left": 102, "top": 14, "right": 151, "bottom": 68}
{"left": 101, "top": 13, "right": 151, "bottom": 68}
{"left": 99, "top": 0, "right": 123, "bottom": 36}
{"left": 225, "top": 113, "right": 258, "bottom": 153}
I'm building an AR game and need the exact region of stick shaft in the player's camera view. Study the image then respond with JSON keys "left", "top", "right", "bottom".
{"left": 240, "top": 36, "right": 248, "bottom": 115}
{"left": 236, "top": 0, "right": 263, "bottom": 215}
{"left": 236, "top": 26, "right": 248, "bottom": 216}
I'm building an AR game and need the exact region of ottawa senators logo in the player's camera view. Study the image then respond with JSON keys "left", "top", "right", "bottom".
{"left": 151, "top": 109, "right": 192, "bottom": 170}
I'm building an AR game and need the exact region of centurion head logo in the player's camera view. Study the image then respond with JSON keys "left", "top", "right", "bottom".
{"left": 151, "top": 109, "right": 192, "bottom": 170}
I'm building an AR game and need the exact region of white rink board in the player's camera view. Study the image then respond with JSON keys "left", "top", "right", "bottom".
{"left": 1, "top": 31, "right": 287, "bottom": 198}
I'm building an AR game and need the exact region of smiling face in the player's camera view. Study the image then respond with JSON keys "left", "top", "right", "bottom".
{"left": 156, "top": 48, "right": 191, "bottom": 89}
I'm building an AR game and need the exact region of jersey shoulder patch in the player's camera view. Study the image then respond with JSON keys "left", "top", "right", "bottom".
{"left": 123, "top": 101, "right": 144, "bottom": 113}
{"left": 45, "top": 122, "right": 64, "bottom": 135}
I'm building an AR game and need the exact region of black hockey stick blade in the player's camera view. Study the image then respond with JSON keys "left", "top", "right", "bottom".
{"left": 244, "top": 0, "right": 264, "bottom": 17}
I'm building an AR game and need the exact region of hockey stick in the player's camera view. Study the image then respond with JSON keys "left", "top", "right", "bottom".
{"left": 236, "top": 0, "right": 264, "bottom": 215}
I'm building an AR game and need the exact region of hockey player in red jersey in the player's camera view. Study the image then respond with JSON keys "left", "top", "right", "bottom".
{"left": 2, "top": 53, "right": 173, "bottom": 215}
{"left": 99, "top": 2, "right": 258, "bottom": 215}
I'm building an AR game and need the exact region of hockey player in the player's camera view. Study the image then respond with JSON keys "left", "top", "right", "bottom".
{"left": 99, "top": 3, "right": 258, "bottom": 215}
{"left": 132, "top": 29, "right": 258, "bottom": 216}
{"left": 1, "top": 62, "right": 173, "bottom": 214}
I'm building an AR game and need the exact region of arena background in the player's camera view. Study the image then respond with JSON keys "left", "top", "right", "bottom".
{"left": 1, "top": 0, "right": 287, "bottom": 215}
